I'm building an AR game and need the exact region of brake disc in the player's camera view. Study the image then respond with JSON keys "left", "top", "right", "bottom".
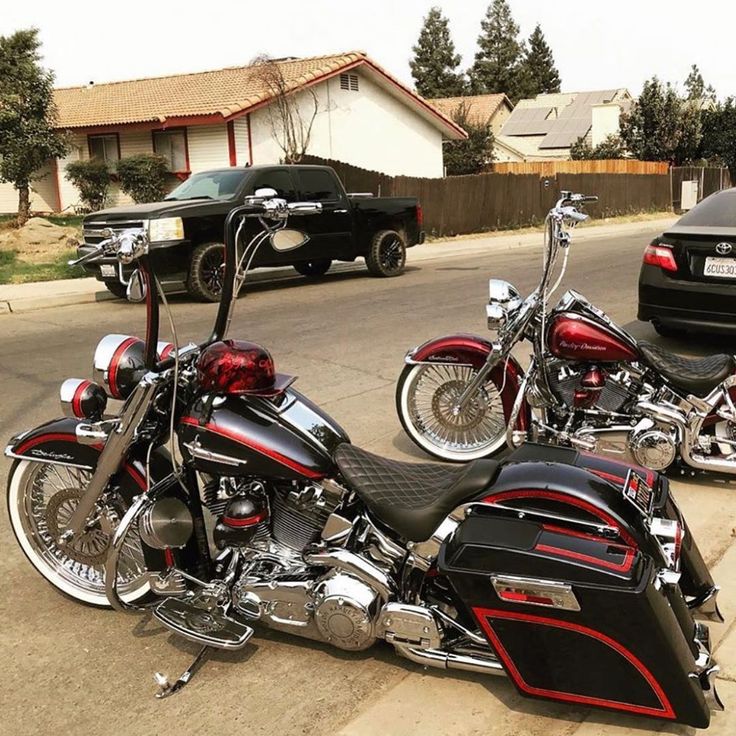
{"left": 45, "top": 487, "right": 118, "bottom": 566}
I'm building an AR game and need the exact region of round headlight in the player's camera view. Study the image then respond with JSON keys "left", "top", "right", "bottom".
{"left": 488, "top": 279, "right": 522, "bottom": 310}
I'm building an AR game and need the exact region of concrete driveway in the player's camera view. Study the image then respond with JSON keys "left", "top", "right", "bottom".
{"left": 1, "top": 223, "right": 735, "bottom": 735}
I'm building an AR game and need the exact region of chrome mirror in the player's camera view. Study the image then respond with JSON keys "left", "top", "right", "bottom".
{"left": 126, "top": 269, "right": 147, "bottom": 303}
{"left": 253, "top": 187, "right": 278, "bottom": 200}
{"left": 271, "top": 229, "right": 309, "bottom": 252}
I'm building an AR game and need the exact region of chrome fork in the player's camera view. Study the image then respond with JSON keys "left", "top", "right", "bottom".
{"left": 61, "top": 372, "right": 163, "bottom": 541}
{"left": 452, "top": 344, "right": 503, "bottom": 414}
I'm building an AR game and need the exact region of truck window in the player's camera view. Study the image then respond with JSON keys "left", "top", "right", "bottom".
{"left": 246, "top": 170, "right": 297, "bottom": 201}
{"left": 297, "top": 169, "right": 340, "bottom": 202}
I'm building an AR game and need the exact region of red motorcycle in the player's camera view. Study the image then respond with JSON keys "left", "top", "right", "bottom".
{"left": 397, "top": 192, "right": 736, "bottom": 472}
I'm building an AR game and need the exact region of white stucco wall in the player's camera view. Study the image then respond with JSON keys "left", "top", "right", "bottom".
{"left": 591, "top": 104, "right": 622, "bottom": 147}
{"left": 0, "top": 160, "right": 58, "bottom": 214}
{"left": 248, "top": 71, "right": 446, "bottom": 178}
{"left": 187, "top": 124, "right": 230, "bottom": 171}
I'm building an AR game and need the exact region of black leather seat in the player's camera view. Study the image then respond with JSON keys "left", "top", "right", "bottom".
{"left": 333, "top": 444, "right": 499, "bottom": 542}
{"left": 638, "top": 341, "right": 735, "bottom": 397}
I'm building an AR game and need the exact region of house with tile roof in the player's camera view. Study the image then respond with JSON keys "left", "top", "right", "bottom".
{"left": 0, "top": 52, "right": 466, "bottom": 214}
{"left": 496, "top": 89, "right": 632, "bottom": 162}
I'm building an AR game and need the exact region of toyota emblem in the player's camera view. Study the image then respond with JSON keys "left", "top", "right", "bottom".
{"left": 716, "top": 242, "right": 733, "bottom": 255}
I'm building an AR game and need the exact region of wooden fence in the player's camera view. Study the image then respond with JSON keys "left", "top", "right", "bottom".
{"left": 671, "top": 166, "right": 731, "bottom": 211}
{"left": 491, "top": 160, "right": 670, "bottom": 176}
{"left": 302, "top": 155, "right": 673, "bottom": 237}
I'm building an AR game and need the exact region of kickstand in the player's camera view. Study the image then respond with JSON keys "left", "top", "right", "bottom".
{"left": 153, "top": 645, "right": 211, "bottom": 699}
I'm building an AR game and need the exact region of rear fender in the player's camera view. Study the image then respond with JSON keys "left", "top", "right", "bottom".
{"left": 406, "top": 333, "right": 530, "bottom": 429}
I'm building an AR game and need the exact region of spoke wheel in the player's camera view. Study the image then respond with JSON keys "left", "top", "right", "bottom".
{"left": 366, "top": 229, "right": 406, "bottom": 277}
{"left": 7, "top": 461, "right": 150, "bottom": 607}
{"left": 397, "top": 363, "right": 509, "bottom": 462}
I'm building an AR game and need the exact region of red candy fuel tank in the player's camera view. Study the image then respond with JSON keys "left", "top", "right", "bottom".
{"left": 547, "top": 313, "right": 640, "bottom": 362}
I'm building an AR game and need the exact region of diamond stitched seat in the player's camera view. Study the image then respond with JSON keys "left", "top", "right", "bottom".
{"left": 333, "top": 444, "right": 500, "bottom": 542}
{"left": 638, "top": 341, "right": 735, "bottom": 397}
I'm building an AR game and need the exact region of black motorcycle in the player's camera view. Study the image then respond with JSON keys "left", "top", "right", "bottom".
{"left": 5, "top": 190, "right": 725, "bottom": 727}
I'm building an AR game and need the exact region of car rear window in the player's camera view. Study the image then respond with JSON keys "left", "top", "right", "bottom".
{"left": 297, "top": 169, "right": 340, "bottom": 201}
{"left": 677, "top": 189, "right": 736, "bottom": 227}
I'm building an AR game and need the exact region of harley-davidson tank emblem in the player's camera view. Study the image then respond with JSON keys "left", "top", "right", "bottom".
{"left": 559, "top": 340, "right": 606, "bottom": 352}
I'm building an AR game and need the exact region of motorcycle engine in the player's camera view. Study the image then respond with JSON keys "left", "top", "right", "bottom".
{"left": 546, "top": 361, "right": 634, "bottom": 413}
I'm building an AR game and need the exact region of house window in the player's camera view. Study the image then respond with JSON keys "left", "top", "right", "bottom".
{"left": 88, "top": 134, "right": 120, "bottom": 167}
{"left": 339, "top": 73, "right": 359, "bottom": 92}
{"left": 153, "top": 129, "right": 189, "bottom": 172}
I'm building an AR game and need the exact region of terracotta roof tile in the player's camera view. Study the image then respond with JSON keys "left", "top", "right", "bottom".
{"left": 427, "top": 94, "right": 510, "bottom": 126}
{"left": 54, "top": 52, "right": 367, "bottom": 128}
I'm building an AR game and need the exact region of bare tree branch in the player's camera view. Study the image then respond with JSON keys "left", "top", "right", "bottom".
{"left": 250, "top": 55, "right": 320, "bottom": 163}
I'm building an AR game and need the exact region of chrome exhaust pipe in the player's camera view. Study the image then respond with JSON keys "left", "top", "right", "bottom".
{"left": 393, "top": 643, "right": 505, "bottom": 676}
{"left": 305, "top": 548, "right": 394, "bottom": 600}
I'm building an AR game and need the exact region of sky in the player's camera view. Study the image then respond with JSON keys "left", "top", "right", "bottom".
{"left": 1, "top": 0, "right": 734, "bottom": 97}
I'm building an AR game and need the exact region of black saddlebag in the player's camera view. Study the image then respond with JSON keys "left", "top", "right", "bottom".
{"left": 438, "top": 505, "right": 716, "bottom": 727}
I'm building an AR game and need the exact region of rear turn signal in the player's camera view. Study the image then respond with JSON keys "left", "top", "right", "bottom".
{"left": 643, "top": 243, "right": 678, "bottom": 272}
{"left": 416, "top": 204, "right": 424, "bottom": 229}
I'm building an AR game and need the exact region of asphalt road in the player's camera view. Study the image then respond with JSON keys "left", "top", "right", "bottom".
{"left": 2, "top": 224, "right": 736, "bottom": 736}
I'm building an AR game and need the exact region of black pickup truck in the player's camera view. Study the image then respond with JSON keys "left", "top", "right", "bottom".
{"left": 78, "top": 164, "right": 424, "bottom": 301}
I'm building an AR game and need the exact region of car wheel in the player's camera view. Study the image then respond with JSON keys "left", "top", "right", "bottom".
{"left": 187, "top": 242, "right": 226, "bottom": 302}
{"left": 653, "top": 322, "right": 685, "bottom": 338}
{"left": 366, "top": 230, "right": 406, "bottom": 277}
{"left": 104, "top": 281, "right": 127, "bottom": 299}
{"left": 294, "top": 259, "right": 332, "bottom": 277}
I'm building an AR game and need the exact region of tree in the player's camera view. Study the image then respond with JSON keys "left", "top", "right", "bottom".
{"left": 619, "top": 77, "right": 701, "bottom": 164}
{"left": 65, "top": 160, "right": 110, "bottom": 211}
{"left": 521, "top": 24, "right": 561, "bottom": 96}
{"left": 410, "top": 6, "right": 465, "bottom": 97}
{"left": 250, "top": 55, "right": 318, "bottom": 163}
{"left": 0, "top": 28, "right": 69, "bottom": 225}
{"left": 700, "top": 99, "right": 736, "bottom": 177}
{"left": 443, "top": 103, "right": 495, "bottom": 175}
{"left": 117, "top": 154, "right": 169, "bottom": 203}
{"left": 469, "top": 0, "right": 526, "bottom": 102}
{"left": 684, "top": 64, "right": 716, "bottom": 103}
{"left": 570, "top": 134, "right": 625, "bottom": 160}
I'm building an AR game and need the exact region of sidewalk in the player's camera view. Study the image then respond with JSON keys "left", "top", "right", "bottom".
{"left": 0, "top": 216, "right": 676, "bottom": 315}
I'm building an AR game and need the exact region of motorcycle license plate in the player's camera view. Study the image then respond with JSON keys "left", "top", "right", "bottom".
{"left": 704, "top": 256, "right": 736, "bottom": 278}
{"left": 623, "top": 470, "right": 654, "bottom": 516}
{"left": 99, "top": 264, "right": 116, "bottom": 278}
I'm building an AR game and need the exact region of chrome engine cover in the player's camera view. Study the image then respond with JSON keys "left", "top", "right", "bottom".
{"left": 313, "top": 573, "right": 379, "bottom": 651}
{"left": 630, "top": 421, "right": 677, "bottom": 471}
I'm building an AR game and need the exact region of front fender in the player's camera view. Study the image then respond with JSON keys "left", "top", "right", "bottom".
{"left": 6, "top": 416, "right": 169, "bottom": 493}
{"left": 406, "top": 333, "right": 530, "bottom": 429}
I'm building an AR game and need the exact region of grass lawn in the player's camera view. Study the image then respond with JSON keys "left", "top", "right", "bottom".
{"left": 0, "top": 249, "right": 85, "bottom": 285}
{"left": 0, "top": 213, "right": 85, "bottom": 229}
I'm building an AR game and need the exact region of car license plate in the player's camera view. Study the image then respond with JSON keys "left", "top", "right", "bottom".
{"left": 704, "top": 257, "right": 736, "bottom": 279}
{"left": 100, "top": 264, "right": 116, "bottom": 278}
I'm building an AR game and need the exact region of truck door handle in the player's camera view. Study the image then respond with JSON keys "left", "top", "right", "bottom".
{"left": 334, "top": 209, "right": 348, "bottom": 214}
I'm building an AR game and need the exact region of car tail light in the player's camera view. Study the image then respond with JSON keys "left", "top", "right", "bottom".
{"left": 416, "top": 204, "right": 424, "bottom": 229}
{"left": 643, "top": 242, "right": 677, "bottom": 272}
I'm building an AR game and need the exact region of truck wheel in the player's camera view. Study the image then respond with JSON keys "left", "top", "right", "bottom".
{"left": 104, "top": 281, "right": 127, "bottom": 299}
{"left": 187, "top": 242, "right": 226, "bottom": 302}
{"left": 366, "top": 230, "right": 406, "bottom": 277}
{"left": 294, "top": 259, "right": 332, "bottom": 277}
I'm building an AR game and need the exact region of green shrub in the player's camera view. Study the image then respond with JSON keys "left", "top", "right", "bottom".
{"left": 117, "top": 154, "right": 170, "bottom": 203}
{"left": 65, "top": 159, "right": 110, "bottom": 212}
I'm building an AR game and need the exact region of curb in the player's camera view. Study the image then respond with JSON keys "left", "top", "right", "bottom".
{"left": 0, "top": 217, "right": 675, "bottom": 315}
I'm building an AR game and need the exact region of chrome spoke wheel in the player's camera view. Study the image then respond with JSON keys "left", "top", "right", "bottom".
{"left": 399, "top": 364, "right": 508, "bottom": 461}
{"left": 8, "top": 461, "right": 150, "bottom": 606}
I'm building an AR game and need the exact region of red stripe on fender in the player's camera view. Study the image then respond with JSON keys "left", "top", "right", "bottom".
{"left": 179, "top": 416, "right": 324, "bottom": 479}
{"left": 473, "top": 607, "right": 676, "bottom": 720}
{"left": 589, "top": 468, "right": 626, "bottom": 486}
{"left": 580, "top": 451, "right": 656, "bottom": 487}
{"left": 71, "top": 380, "right": 91, "bottom": 418}
{"left": 482, "top": 489, "right": 637, "bottom": 547}
{"left": 14, "top": 432, "right": 146, "bottom": 491}
{"left": 108, "top": 337, "right": 139, "bottom": 399}
{"left": 536, "top": 543, "right": 635, "bottom": 573}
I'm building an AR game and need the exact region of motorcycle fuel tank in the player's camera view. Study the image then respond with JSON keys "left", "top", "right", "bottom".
{"left": 548, "top": 313, "right": 639, "bottom": 362}
{"left": 177, "top": 388, "right": 350, "bottom": 480}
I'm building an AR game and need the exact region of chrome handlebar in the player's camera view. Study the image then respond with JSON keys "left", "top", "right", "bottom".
{"left": 68, "top": 228, "right": 149, "bottom": 267}
{"left": 241, "top": 195, "right": 322, "bottom": 220}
